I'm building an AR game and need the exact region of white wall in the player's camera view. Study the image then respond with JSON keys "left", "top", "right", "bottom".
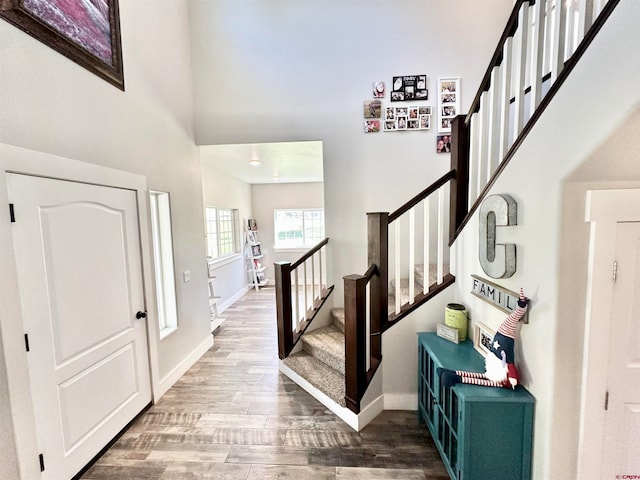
{"left": 188, "top": 0, "right": 515, "bottom": 301}
{"left": 201, "top": 162, "right": 253, "bottom": 307}
{"left": 0, "top": 1, "right": 210, "bottom": 476}
{"left": 251, "top": 182, "right": 325, "bottom": 281}
{"left": 450, "top": 2, "right": 640, "bottom": 478}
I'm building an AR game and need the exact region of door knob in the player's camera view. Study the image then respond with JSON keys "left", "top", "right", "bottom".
{"left": 136, "top": 311, "right": 147, "bottom": 319}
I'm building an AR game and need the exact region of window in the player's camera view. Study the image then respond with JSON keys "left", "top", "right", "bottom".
{"left": 149, "top": 191, "right": 178, "bottom": 336}
{"left": 274, "top": 209, "right": 325, "bottom": 249}
{"left": 206, "top": 207, "right": 240, "bottom": 259}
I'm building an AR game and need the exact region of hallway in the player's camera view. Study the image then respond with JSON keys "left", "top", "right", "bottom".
{"left": 81, "top": 288, "right": 448, "bottom": 479}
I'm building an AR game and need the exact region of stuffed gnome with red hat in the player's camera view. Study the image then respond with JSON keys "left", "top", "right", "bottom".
{"left": 439, "top": 288, "right": 529, "bottom": 390}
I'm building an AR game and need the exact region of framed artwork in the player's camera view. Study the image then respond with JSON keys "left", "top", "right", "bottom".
{"left": 437, "top": 77, "right": 460, "bottom": 133}
{"left": 436, "top": 134, "right": 451, "bottom": 153}
{"left": 384, "top": 105, "right": 431, "bottom": 132}
{"left": 364, "top": 120, "right": 380, "bottom": 133}
{"left": 473, "top": 322, "right": 495, "bottom": 358}
{"left": 391, "top": 74, "right": 428, "bottom": 102}
{"left": 372, "top": 81, "right": 385, "bottom": 98}
{"left": 0, "top": 0, "right": 124, "bottom": 89}
{"left": 364, "top": 100, "right": 382, "bottom": 118}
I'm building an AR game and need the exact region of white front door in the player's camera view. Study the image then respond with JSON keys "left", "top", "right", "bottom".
{"left": 601, "top": 221, "right": 640, "bottom": 478}
{"left": 8, "top": 173, "right": 152, "bottom": 479}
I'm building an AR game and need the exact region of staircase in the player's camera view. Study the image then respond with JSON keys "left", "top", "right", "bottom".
{"left": 282, "top": 264, "right": 446, "bottom": 409}
{"left": 276, "top": 0, "right": 621, "bottom": 431}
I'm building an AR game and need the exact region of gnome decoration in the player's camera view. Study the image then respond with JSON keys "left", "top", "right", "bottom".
{"left": 439, "top": 289, "right": 529, "bottom": 390}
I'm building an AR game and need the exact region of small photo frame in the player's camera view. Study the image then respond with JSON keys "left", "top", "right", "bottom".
{"left": 364, "top": 100, "right": 382, "bottom": 118}
{"left": 246, "top": 230, "right": 257, "bottom": 244}
{"left": 437, "top": 76, "right": 460, "bottom": 133}
{"left": 251, "top": 244, "right": 262, "bottom": 257}
{"left": 436, "top": 134, "right": 451, "bottom": 153}
{"left": 364, "top": 120, "right": 380, "bottom": 133}
{"left": 373, "top": 81, "right": 385, "bottom": 98}
{"left": 385, "top": 107, "right": 395, "bottom": 120}
{"left": 473, "top": 322, "right": 495, "bottom": 358}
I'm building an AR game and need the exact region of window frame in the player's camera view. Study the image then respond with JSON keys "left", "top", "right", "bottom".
{"left": 205, "top": 206, "right": 241, "bottom": 262}
{"left": 149, "top": 190, "right": 179, "bottom": 339}
{"left": 273, "top": 208, "right": 325, "bottom": 250}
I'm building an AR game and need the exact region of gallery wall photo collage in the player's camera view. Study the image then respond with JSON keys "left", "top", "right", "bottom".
{"left": 363, "top": 74, "right": 461, "bottom": 152}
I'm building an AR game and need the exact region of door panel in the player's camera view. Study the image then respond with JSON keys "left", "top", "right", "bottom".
{"left": 601, "top": 222, "right": 640, "bottom": 478}
{"left": 40, "top": 202, "right": 132, "bottom": 364}
{"left": 8, "top": 174, "right": 151, "bottom": 480}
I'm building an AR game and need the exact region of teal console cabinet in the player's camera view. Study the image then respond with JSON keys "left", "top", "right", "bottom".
{"left": 418, "top": 332, "right": 534, "bottom": 480}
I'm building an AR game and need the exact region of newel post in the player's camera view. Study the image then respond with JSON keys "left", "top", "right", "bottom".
{"left": 367, "top": 212, "right": 388, "bottom": 342}
{"left": 274, "top": 261, "right": 293, "bottom": 359}
{"left": 450, "top": 115, "right": 470, "bottom": 244}
{"left": 344, "top": 273, "right": 367, "bottom": 414}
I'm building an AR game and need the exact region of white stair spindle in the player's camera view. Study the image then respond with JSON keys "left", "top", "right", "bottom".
{"left": 499, "top": 36, "right": 514, "bottom": 159}
{"left": 513, "top": 1, "right": 530, "bottom": 139}
{"left": 487, "top": 66, "right": 502, "bottom": 177}
{"left": 395, "top": 221, "right": 401, "bottom": 314}
{"left": 550, "top": 0, "right": 568, "bottom": 81}
{"left": 577, "top": 0, "right": 594, "bottom": 42}
{"left": 530, "top": 0, "right": 546, "bottom": 111}
{"left": 437, "top": 187, "right": 444, "bottom": 285}
{"left": 311, "top": 253, "right": 316, "bottom": 306}
{"left": 294, "top": 269, "right": 300, "bottom": 330}
{"left": 477, "top": 91, "right": 489, "bottom": 189}
{"left": 409, "top": 208, "right": 415, "bottom": 304}
{"left": 423, "top": 198, "right": 430, "bottom": 295}
{"left": 303, "top": 261, "right": 308, "bottom": 320}
{"left": 318, "top": 247, "right": 324, "bottom": 292}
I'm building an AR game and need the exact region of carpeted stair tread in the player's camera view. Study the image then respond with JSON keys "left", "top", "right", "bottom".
{"left": 283, "top": 351, "right": 346, "bottom": 407}
{"left": 302, "top": 324, "right": 345, "bottom": 374}
{"left": 331, "top": 307, "right": 345, "bottom": 332}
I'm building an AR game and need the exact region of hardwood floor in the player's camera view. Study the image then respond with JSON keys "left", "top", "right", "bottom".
{"left": 81, "top": 288, "right": 449, "bottom": 480}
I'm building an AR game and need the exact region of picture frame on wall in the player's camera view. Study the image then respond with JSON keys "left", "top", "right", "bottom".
{"left": 473, "top": 322, "right": 495, "bottom": 358}
{"left": 391, "top": 74, "right": 428, "bottom": 102}
{"left": 0, "top": 0, "right": 125, "bottom": 90}
{"left": 364, "top": 100, "right": 382, "bottom": 118}
{"left": 437, "top": 77, "right": 460, "bottom": 133}
{"left": 383, "top": 105, "right": 431, "bottom": 131}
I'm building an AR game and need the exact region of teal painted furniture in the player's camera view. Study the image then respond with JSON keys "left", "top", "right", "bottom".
{"left": 418, "top": 332, "right": 534, "bottom": 480}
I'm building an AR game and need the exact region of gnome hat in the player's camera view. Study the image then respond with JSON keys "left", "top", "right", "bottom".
{"left": 489, "top": 289, "right": 528, "bottom": 365}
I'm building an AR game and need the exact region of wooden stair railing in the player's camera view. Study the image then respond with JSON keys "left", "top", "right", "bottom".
{"left": 274, "top": 238, "right": 333, "bottom": 359}
{"left": 343, "top": 169, "right": 460, "bottom": 413}
{"left": 451, "top": 0, "right": 621, "bottom": 243}
{"left": 342, "top": 0, "right": 622, "bottom": 415}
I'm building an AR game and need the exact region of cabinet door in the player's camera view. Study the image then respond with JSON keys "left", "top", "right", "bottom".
{"left": 418, "top": 341, "right": 438, "bottom": 430}
{"left": 459, "top": 401, "right": 531, "bottom": 480}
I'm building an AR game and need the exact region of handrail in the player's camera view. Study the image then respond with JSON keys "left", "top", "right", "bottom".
{"left": 389, "top": 170, "right": 455, "bottom": 223}
{"left": 274, "top": 238, "right": 333, "bottom": 360}
{"left": 291, "top": 237, "right": 329, "bottom": 269}
{"left": 452, "top": 0, "right": 621, "bottom": 244}
{"left": 467, "top": 0, "right": 531, "bottom": 119}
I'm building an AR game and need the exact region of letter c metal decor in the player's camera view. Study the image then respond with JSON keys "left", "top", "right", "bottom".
{"left": 479, "top": 194, "right": 517, "bottom": 278}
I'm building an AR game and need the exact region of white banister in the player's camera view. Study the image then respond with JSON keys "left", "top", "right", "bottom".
{"left": 409, "top": 208, "right": 415, "bottom": 303}
{"left": 437, "top": 186, "right": 444, "bottom": 285}
{"left": 487, "top": 65, "right": 502, "bottom": 179}
{"left": 550, "top": 0, "right": 568, "bottom": 81}
{"left": 513, "top": 1, "right": 530, "bottom": 138}
{"left": 303, "top": 261, "right": 308, "bottom": 320}
{"left": 577, "top": 0, "right": 594, "bottom": 40}
{"left": 394, "top": 221, "right": 401, "bottom": 314}
{"left": 498, "top": 36, "right": 514, "bottom": 159}
{"left": 423, "top": 197, "right": 430, "bottom": 295}
{"left": 530, "top": 0, "right": 546, "bottom": 111}
{"left": 477, "top": 91, "right": 489, "bottom": 187}
{"left": 294, "top": 268, "right": 300, "bottom": 329}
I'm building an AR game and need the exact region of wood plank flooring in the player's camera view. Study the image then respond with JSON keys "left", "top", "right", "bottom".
{"left": 81, "top": 288, "right": 449, "bottom": 480}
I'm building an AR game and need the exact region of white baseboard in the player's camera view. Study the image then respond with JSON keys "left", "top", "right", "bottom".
{"left": 279, "top": 361, "right": 384, "bottom": 431}
{"left": 154, "top": 334, "right": 213, "bottom": 400}
{"left": 218, "top": 286, "right": 250, "bottom": 314}
{"left": 384, "top": 392, "right": 418, "bottom": 410}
